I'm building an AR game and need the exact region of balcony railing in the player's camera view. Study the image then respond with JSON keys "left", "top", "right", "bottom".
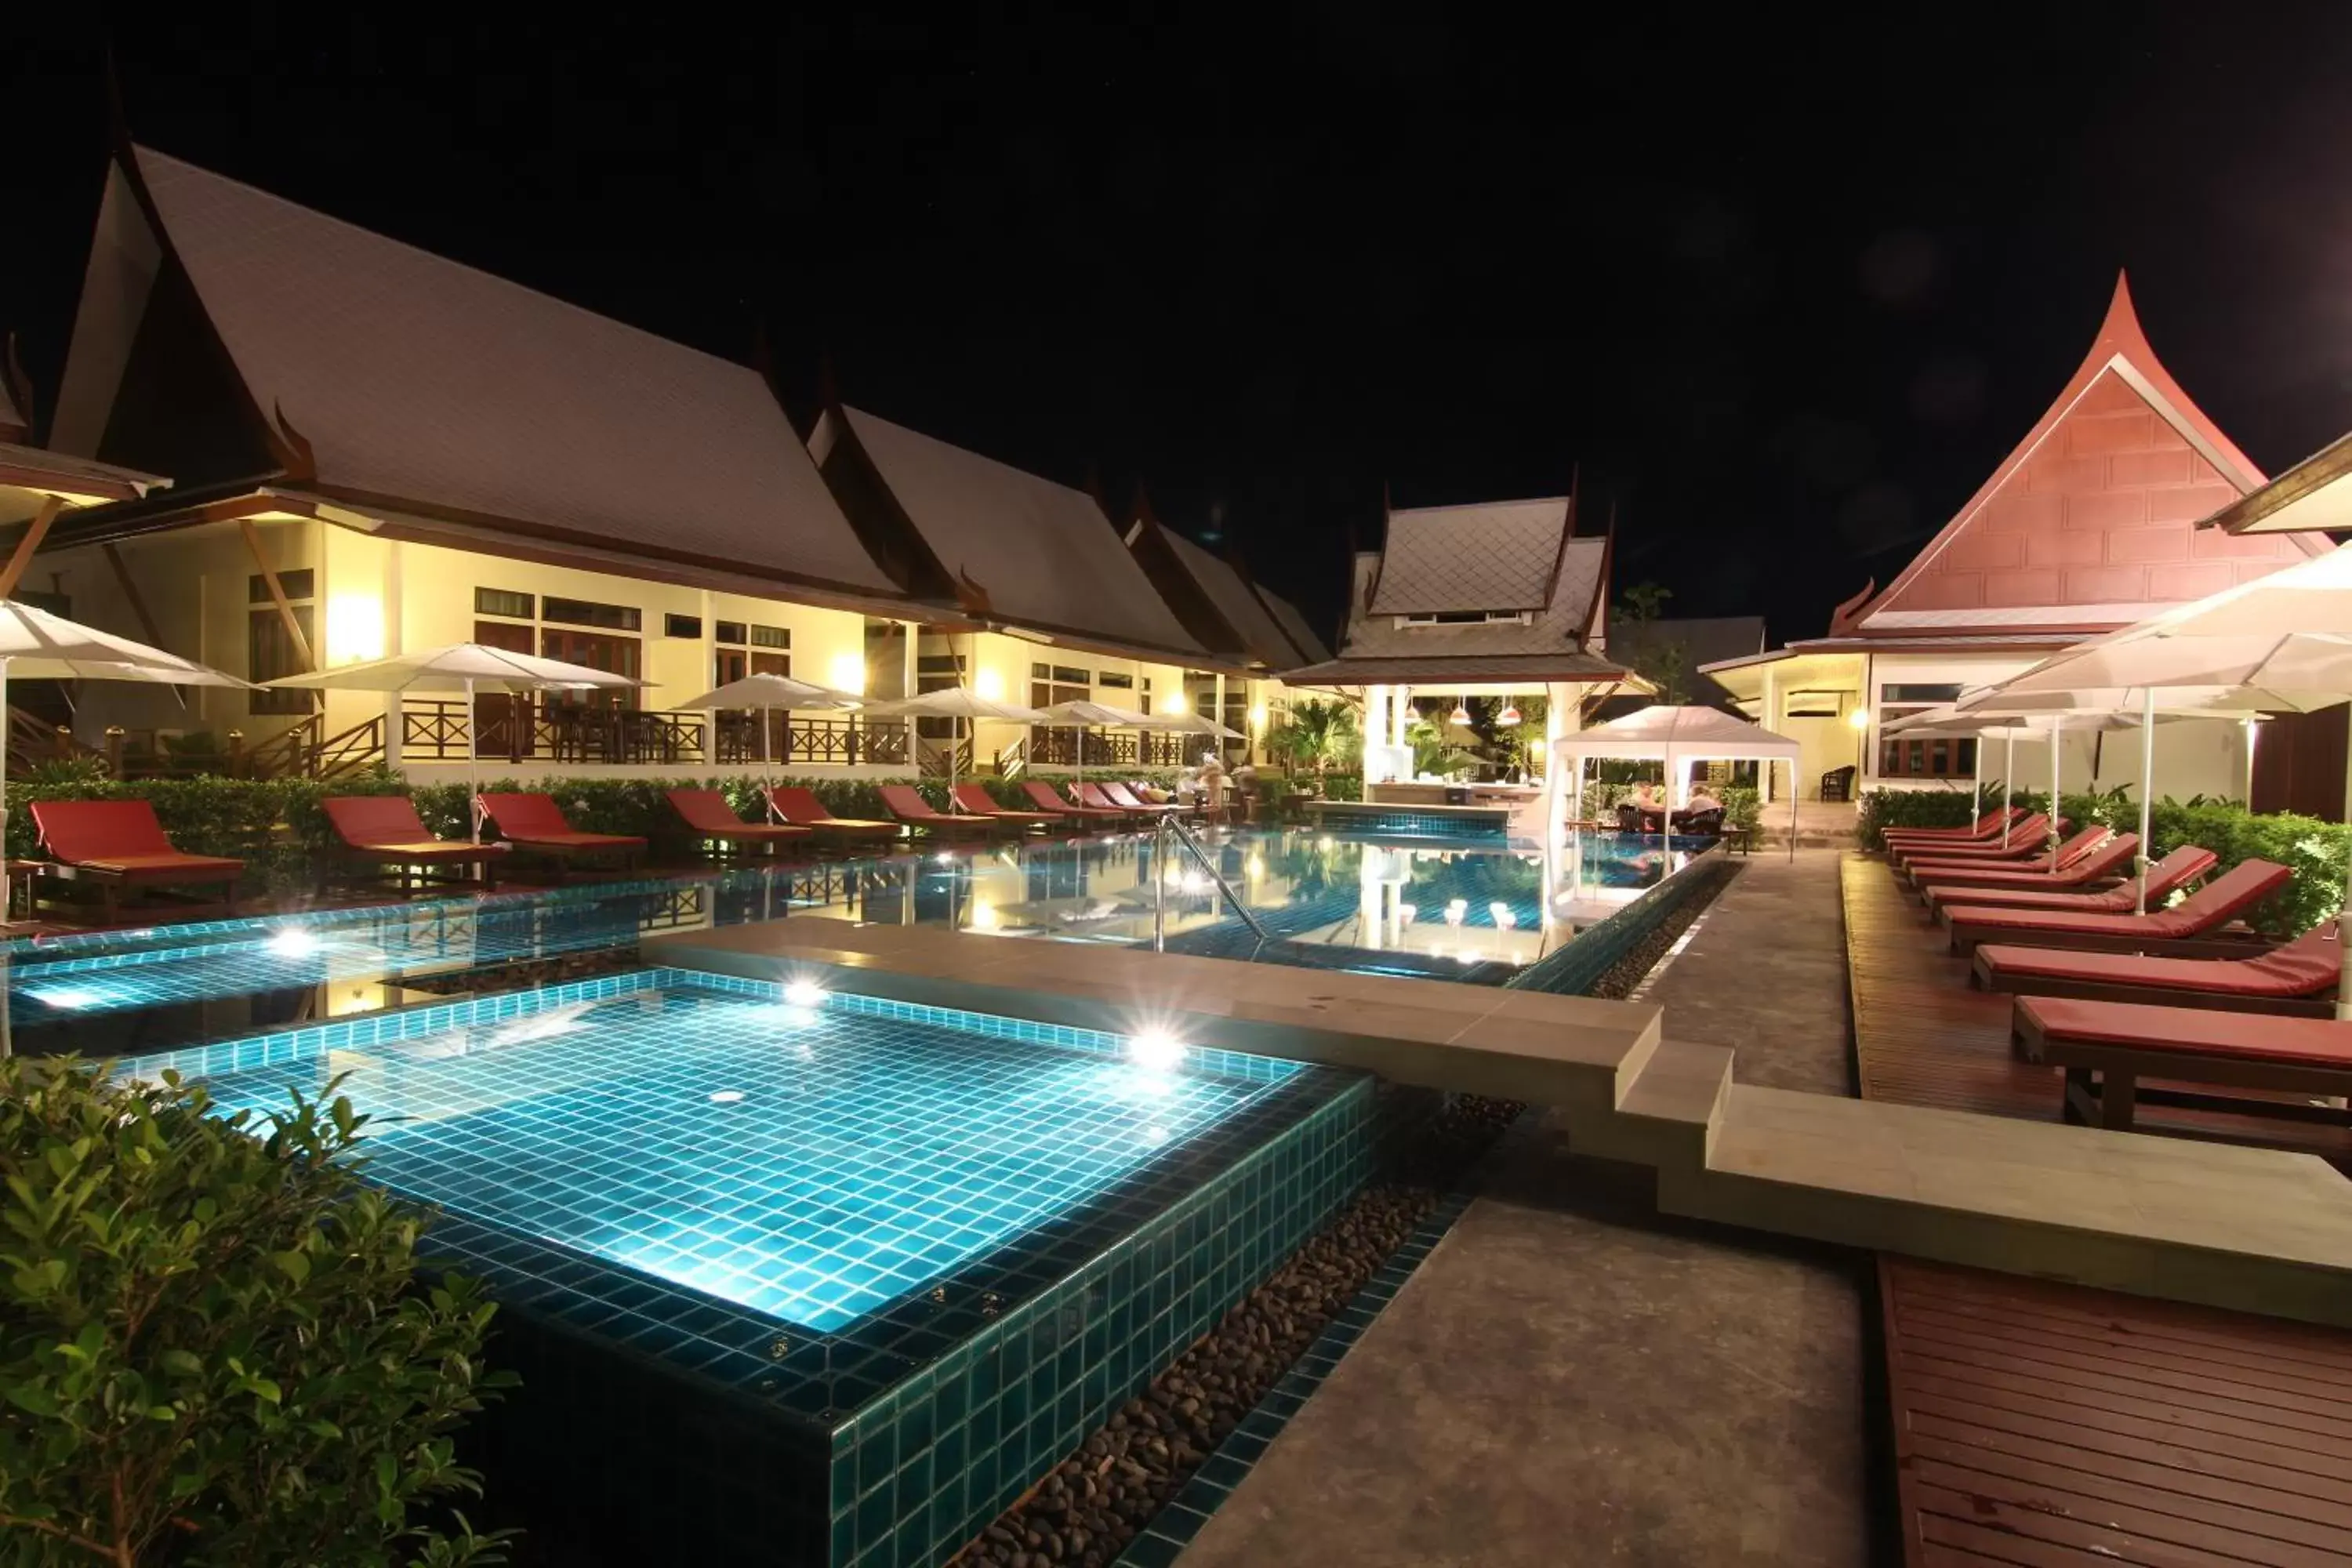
{"left": 397, "top": 701, "right": 911, "bottom": 768}
{"left": 1023, "top": 728, "right": 1196, "bottom": 768}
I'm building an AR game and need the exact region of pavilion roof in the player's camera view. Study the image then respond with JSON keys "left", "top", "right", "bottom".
{"left": 822, "top": 406, "right": 1205, "bottom": 659}
{"left": 1837, "top": 274, "right": 2328, "bottom": 641}
{"left": 1367, "top": 496, "right": 1569, "bottom": 614}
{"left": 1258, "top": 584, "right": 1332, "bottom": 666}
{"left": 0, "top": 364, "right": 23, "bottom": 444}
{"left": 67, "top": 145, "right": 898, "bottom": 597}
{"left": 1153, "top": 526, "right": 1309, "bottom": 668}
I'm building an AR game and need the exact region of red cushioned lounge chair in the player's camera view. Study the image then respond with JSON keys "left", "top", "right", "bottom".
{"left": 1899, "top": 824, "right": 2109, "bottom": 888}
{"left": 949, "top": 783, "right": 1058, "bottom": 831}
{"left": 1073, "top": 782, "right": 1156, "bottom": 825}
{"left": 879, "top": 784, "right": 1014, "bottom": 839}
{"left": 475, "top": 793, "right": 645, "bottom": 873}
{"left": 1923, "top": 845, "right": 2217, "bottom": 920}
{"left": 323, "top": 795, "right": 505, "bottom": 891}
{"left": 1976, "top": 921, "right": 2339, "bottom": 1018}
{"left": 1888, "top": 815, "right": 2062, "bottom": 870}
{"left": 1882, "top": 807, "right": 2021, "bottom": 846}
{"left": 1099, "top": 780, "right": 1178, "bottom": 817}
{"left": 27, "top": 799, "right": 245, "bottom": 922}
{"left": 666, "top": 789, "right": 811, "bottom": 858}
{"left": 1907, "top": 833, "right": 2135, "bottom": 900}
{"left": 2010, "top": 995, "right": 2352, "bottom": 1133}
{"left": 1023, "top": 781, "right": 1127, "bottom": 826}
{"left": 763, "top": 786, "right": 902, "bottom": 846}
{"left": 1942, "top": 858, "right": 2292, "bottom": 959}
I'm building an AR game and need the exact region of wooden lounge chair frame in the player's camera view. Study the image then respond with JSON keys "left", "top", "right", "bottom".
{"left": 1023, "top": 781, "right": 1126, "bottom": 827}
{"left": 762, "top": 786, "right": 902, "bottom": 848}
{"left": 878, "top": 785, "right": 1016, "bottom": 839}
{"left": 666, "top": 789, "right": 812, "bottom": 859}
{"left": 322, "top": 795, "right": 504, "bottom": 892}
{"left": 475, "top": 793, "right": 645, "bottom": 875}
{"left": 949, "top": 783, "right": 1059, "bottom": 830}
{"left": 27, "top": 799, "right": 244, "bottom": 923}
{"left": 1973, "top": 943, "right": 2336, "bottom": 1018}
{"left": 2011, "top": 1005, "right": 2352, "bottom": 1132}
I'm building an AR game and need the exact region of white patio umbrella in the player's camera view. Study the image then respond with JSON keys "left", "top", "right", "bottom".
{"left": 0, "top": 601, "right": 256, "bottom": 873}
{"left": 676, "top": 672, "right": 863, "bottom": 779}
{"left": 267, "top": 642, "right": 644, "bottom": 840}
{"left": 860, "top": 688, "right": 1047, "bottom": 793}
{"left": 1036, "top": 700, "right": 1154, "bottom": 784}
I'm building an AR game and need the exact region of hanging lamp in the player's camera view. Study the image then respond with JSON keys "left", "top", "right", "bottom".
{"left": 1497, "top": 702, "right": 1522, "bottom": 727}
{"left": 1447, "top": 698, "right": 1472, "bottom": 726}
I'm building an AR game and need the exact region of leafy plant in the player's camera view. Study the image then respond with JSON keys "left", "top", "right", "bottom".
{"left": 0, "top": 1057, "right": 514, "bottom": 1566}
{"left": 1610, "top": 582, "right": 1692, "bottom": 704}
{"left": 1265, "top": 700, "right": 1357, "bottom": 780}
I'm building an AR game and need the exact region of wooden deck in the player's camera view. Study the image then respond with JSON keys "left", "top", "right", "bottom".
{"left": 1882, "top": 1258, "right": 2352, "bottom": 1566}
{"left": 1848, "top": 851, "right": 2352, "bottom": 1565}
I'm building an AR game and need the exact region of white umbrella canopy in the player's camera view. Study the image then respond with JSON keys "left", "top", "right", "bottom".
{"left": 860, "top": 689, "right": 1050, "bottom": 792}
{"left": 674, "top": 673, "right": 864, "bottom": 713}
{"left": 1036, "top": 700, "right": 1154, "bottom": 783}
{"left": 1144, "top": 710, "right": 1247, "bottom": 742}
{"left": 267, "top": 641, "right": 643, "bottom": 841}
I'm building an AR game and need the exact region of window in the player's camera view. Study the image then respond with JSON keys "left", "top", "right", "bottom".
{"left": 248, "top": 602, "right": 316, "bottom": 715}
{"left": 714, "top": 648, "right": 747, "bottom": 686}
{"left": 475, "top": 588, "right": 533, "bottom": 620}
{"left": 751, "top": 651, "right": 790, "bottom": 677}
{"left": 917, "top": 654, "right": 966, "bottom": 675}
{"left": 1399, "top": 610, "right": 1528, "bottom": 627}
{"left": 714, "top": 621, "right": 746, "bottom": 645}
{"left": 542, "top": 597, "right": 641, "bottom": 632}
{"left": 1784, "top": 689, "right": 1847, "bottom": 719}
{"left": 1881, "top": 735, "right": 1978, "bottom": 781}
{"left": 1029, "top": 667, "right": 1089, "bottom": 710}
{"left": 1097, "top": 671, "right": 1134, "bottom": 690}
{"left": 247, "top": 568, "right": 315, "bottom": 604}
{"left": 1881, "top": 683, "right": 1964, "bottom": 706}
{"left": 540, "top": 627, "right": 640, "bottom": 709}
{"left": 750, "top": 625, "right": 790, "bottom": 650}
{"left": 664, "top": 613, "right": 704, "bottom": 639}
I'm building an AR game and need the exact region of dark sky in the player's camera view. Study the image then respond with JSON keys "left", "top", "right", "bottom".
{"left": 9, "top": 7, "right": 2352, "bottom": 650}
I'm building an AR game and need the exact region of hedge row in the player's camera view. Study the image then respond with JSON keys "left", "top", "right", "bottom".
{"left": 0, "top": 764, "right": 1192, "bottom": 893}
{"left": 1858, "top": 782, "right": 2349, "bottom": 937}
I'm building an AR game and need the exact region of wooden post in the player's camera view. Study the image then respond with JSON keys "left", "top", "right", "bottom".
{"left": 228, "top": 728, "right": 246, "bottom": 778}
{"left": 237, "top": 517, "right": 318, "bottom": 713}
{"left": 103, "top": 726, "right": 124, "bottom": 776}
{"left": 0, "top": 497, "right": 64, "bottom": 600}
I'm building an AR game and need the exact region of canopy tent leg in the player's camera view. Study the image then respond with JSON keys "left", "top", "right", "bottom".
{"left": 2002, "top": 731, "right": 2016, "bottom": 848}
{"left": 2136, "top": 688, "right": 2156, "bottom": 915}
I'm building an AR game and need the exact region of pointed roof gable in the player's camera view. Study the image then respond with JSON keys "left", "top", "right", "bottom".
{"left": 1253, "top": 583, "right": 1331, "bottom": 666}
{"left": 1152, "top": 524, "right": 1305, "bottom": 670}
{"left": 1367, "top": 497, "right": 1568, "bottom": 615}
{"left": 829, "top": 405, "right": 1205, "bottom": 659}
{"left": 0, "top": 354, "right": 24, "bottom": 444}
{"left": 71, "top": 146, "right": 898, "bottom": 597}
{"left": 1844, "top": 274, "right": 2328, "bottom": 637}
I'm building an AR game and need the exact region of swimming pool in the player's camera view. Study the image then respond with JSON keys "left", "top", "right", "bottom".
{"left": 4, "top": 828, "right": 1699, "bottom": 1055}
{"left": 120, "top": 967, "right": 1385, "bottom": 1567}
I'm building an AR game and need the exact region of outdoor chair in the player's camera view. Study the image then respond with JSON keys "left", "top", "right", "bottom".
{"left": 1976, "top": 921, "right": 2339, "bottom": 1018}
{"left": 1922, "top": 845, "right": 2216, "bottom": 920}
{"left": 763, "top": 786, "right": 902, "bottom": 846}
{"left": 27, "top": 799, "right": 245, "bottom": 922}
{"left": 1904, "top": 830, "right": 2130, "bottom": 898}
{"left": 1882, "top": 808, "right": 2020, "bottom": 845}
{"left": 1820, "top": 765, "right": 1856, "bottom": 802}
{"left": 1023, "top": 781, "right": 1127, "bottom": 826}
{"left": 1073, "top": 782, "right": 1156, "bottom": 825}
{"left": 2009, "top": 995, "right": 2352, "bottom": 1134}
{"left": 879, "top": 784, "right": 1015, "bottom": 838}
{"left": 474, "top": 793, "right": 645, "bottom": 873}
{"left": 949, "top": 783, "right": 1059, "bottom": 830}
{"left": 322, "top": 794, "right": 505, "bottom": 891}
{"left": 1940, "top": 858, "right": 2292, "bottom": 958}
{"left": 1099, "top": 780, "right": 1178, "bottom": 817}
{"left": 666, "top": 789, "right": 811, "bottom": 858}
{"left": 1886, "top": 814, "right": 2061, "bottom": 869}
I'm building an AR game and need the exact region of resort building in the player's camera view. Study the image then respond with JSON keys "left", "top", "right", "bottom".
{"left": 1284, "top": 493, "right": 1631, "bottom": 821}
{"left": 1704, "top": 276, "right": 2332, "bottom": 805}
{"left": 9, "top": 141, "right": 1321, "bottom": 780}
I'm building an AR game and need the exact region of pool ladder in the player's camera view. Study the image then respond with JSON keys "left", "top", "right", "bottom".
{"left": 1152, "top": 815, "right": 1272, "bottom": 951}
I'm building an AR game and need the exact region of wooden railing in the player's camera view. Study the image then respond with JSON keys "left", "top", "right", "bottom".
{"left": 5, "top": 707, "right": 100, "bottom": 778}
{"left": 1024, "top": 728, "right": 1194, "bottom": 768}
{"left": 395, "top": 701, "right": 912, "bottom": 770}
{"left": 916, "top": 735, "right": 973, "bottom": 779}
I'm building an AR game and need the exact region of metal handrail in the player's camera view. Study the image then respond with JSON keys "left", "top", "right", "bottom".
{"left": 1152, "top": 813, "right": 1271, "bottom": 950}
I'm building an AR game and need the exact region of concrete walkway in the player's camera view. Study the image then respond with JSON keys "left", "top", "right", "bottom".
{"left": 1175, "top": 851, "right": 1883, "bottom": 1566}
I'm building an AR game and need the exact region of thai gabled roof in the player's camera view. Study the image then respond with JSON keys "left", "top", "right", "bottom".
{"left": 1367, "top": 496, "right": 1569, "bottom": 614}
{"left": 823, "top": 405, "right": 1205, "bottom": 659}
{"left": 0, "top": 358, "right": 24, "bottom": 444}
{"left": 1256, "top": 584, "right": 1332, "bottom": 666}
{"left": 1152, "top": 526, "right": 1306, "bottom": 669}
{"left": 2199, "top": 427, "right": 2352, "bottom": 536}
{"left": 55, "top": 145, "right": 898, "bottom": 597}
{"left": 1841, "top": 274, "right": 2327, "bottom": 638}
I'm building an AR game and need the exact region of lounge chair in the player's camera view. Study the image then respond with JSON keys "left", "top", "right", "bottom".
{"left": 1907, "top": 832, "right": 2134, "bottom": 898}
{"left": 322, "top": 795, "right": 504, "bottom": 891}
{"left": 764, "top": 786, "right": 902, "bottom": 846}
{"left": 1887, "top": 814, "right": 2059, "bottom": 869}
{"left": 1023, "top": 780, "right": 1127, "bottom": 826}
{"left": 879, "top": 784, "right": 1014, "bottom": 838}
{"left": 1073, "top": 782, "right": 1156, "bottom": 825}
{"left": 1896, "top": 823, "right": 2097, "bottom": 887}
{"left": 949, "top": 783, "right": 1058, "bottom": 831}
{"left": 666, "top": 789, "right": 811, "bottom": 858}
{"left": 474, "top": 793, "right": 645, "bottom": 872}
{"left": 1941, "top": 858, "right": 2292, "bottom": 958}
{"left": 2010, "top": 995, "right": 2352, "bottom": 1132}
{"left": 1882, "top": 807, "right": 2021, "bottom": 845}
{"left": 1922, "top": 845, "right": 2216, "bottom": 920}
{"left": 1099, "top": 781, "right": 1178, "bottom": 817}
{"left": 1976, "top": 922, "right": 2339, "bottom": 1017}
{"left": 27, "top": 798, "right": 244, "bottom": 921}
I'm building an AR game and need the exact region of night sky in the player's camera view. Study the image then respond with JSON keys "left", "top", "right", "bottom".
{"left": 9, "top": 8, "right": 2352, "bottom": 650}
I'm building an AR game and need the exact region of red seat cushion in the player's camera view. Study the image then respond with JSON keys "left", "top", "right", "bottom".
{"left": 1984, "top": 924, "right": 2341, "bottom": 998}
{"left": 1946, "top": 859, "right": 2292, "bottom": 938}
{"left": 2020, "top": 996, "right": 2352, "bottom": 1068}
{"left": 477, "top": 793, "right": 577, "bottom": 838}
{"left": 323, "top": 794, "right": 437, "bottom": 848}
{"left": 31, "top": 799, "right": 180, "bottom": 863}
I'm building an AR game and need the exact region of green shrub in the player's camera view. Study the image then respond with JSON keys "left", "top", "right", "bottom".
{"left": 1853, "top": 786, "right": 1976, "bottom": 848}
{"left": 1721, "top": 785, "right": 1762, "bottom": 835}
{"left": 0, "top": 1058, "right": 513, "bottom": 1566}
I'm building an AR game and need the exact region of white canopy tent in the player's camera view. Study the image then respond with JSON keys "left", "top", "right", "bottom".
{"left": 1552, "top": 704, "right": 1804, "bottom": 860}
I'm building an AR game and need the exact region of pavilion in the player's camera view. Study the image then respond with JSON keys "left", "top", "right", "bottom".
{"left": 1704, "top": 274, "right": 2332, "bottom": 807}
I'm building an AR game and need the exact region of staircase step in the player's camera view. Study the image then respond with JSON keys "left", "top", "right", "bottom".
{"left": 1574, "top": 1038, "right": 1733, "bottom": 1168}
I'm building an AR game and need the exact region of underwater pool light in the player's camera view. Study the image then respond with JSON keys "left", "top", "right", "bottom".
{"left": 782, "top": 979, "right": 830, "bottom": 1010}
{"left": 1127, "top": 1030, "right": 1187, "bottom": 1072}
{"left": 709, "top": 1090, "right": 746, "bottom": 1104}
{"left": 266, "top": 927, "right": 324, "bottom": 959}
{"left": 27, "top": 985, "right": 105, "bottom": 1011}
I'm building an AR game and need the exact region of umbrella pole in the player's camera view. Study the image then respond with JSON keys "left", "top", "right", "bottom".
{"left": 2049, "top": 717, "right": 2062, "bottom": 872}
{"left": 1788, "top": 760, "right": 1796, "bottom": 864}
{"left": 2136, "top": 688, "right": 2156, "bottom": 916}
{"left": 2002, "top": 731, "right": 2015, "bottom": 848}
{"left": 466, "top": 677, "right": 481, "bottom": 844}
{"left": 2340, "top": 763, "right": 2351, "bottom": 1023}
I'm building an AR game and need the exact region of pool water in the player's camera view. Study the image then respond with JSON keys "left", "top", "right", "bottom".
{"left": 176, "top": 977, "right": 1302, "bottom": 1334}
{"left": 4, "top": 827, "right": 1697, "bottom": 1056}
